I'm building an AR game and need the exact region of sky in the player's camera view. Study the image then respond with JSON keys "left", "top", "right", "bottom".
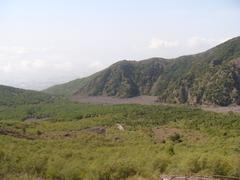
{"left": 0, "top": 0, "right": 240, "bottom": 90}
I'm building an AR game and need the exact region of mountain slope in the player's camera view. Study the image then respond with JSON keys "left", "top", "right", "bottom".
{"left": 0, "top": 85, "right": 55, "bottom": 106}
{"left": 44, "top": 36, "right": 240, "bottom": 106}
{"left": 43, "top": 78, "right": 90, "bottom": 97}
{"left": 44, "top": 58, "right": 168, "bottom": 97}
{"left": 154, "top": 36, "right": 240, "bottom": 105}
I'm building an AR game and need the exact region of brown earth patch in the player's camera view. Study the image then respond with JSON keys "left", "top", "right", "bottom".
{"left": 201, "top": 105, "right": 240, "bottom": 113}
{"left": 159, "top": 175, "right": 239, "bottom": 180}
{"left": 153, "top": 127, "right": 206, "bottom": 143}
{"left": 0, "top": 126, "right": 107, "bottom": 140}
{"left": 0, "top": 128, "right": 37, "bottom": 140}
{"left": 84, "top": 126, "right": 106, "bottom": 134}
{"left": 153, "top": 128, "right": 181, "bottom": 143}
{"left": 24, "top": 117, "right": 50, "bottom": 122}
{"left": 39, "top": 130, "right": 79, "bottom": 139}
{"left": 40, "top": 127, "right": 106, "bottom": 139}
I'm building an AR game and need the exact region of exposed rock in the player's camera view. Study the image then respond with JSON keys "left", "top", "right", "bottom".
{"left": 116, "top": 123, "right": 124, "bottom": 131}
{"left": 85, "top": 126, "right": 106, "bottom": 134}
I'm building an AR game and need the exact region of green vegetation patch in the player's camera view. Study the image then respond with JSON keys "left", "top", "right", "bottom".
{"left": 0, "top": 103, "right": 239, "bottom": 179}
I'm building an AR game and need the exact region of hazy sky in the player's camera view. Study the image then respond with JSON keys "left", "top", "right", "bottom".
{"left": 0, "top": 0, "right": 240, "bottom": 90}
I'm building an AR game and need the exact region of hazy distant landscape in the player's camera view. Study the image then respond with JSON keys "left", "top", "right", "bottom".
{"left": 1, "top": 1, "right": 240, "bottom": 180}
{"left": 0, "top": 36, "right": 240, "bottom": 180}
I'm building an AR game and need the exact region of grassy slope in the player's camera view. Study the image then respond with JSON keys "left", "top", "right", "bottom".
{"left": 0, "top": 85, "right": 55, "bottom": 106}
{"left": 44, "top": 37, "right": 240, "bottom": 106}
{"left": 0, "top": 102, "right": 239, "bottom": 179}
{"left": 43, "top": 78, "right": 89, "bottom": 96}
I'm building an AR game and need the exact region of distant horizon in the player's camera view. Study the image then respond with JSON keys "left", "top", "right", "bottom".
{"left": 0, "top": 0, "right": 239, "bottom": 90}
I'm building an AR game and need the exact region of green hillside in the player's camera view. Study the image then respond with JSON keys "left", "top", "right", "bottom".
{"left": 44, "top": 36, "right": 240, "bottom": 106}
{"left": 43, "top": 78, "right": 90, "bottom": 96}
{"left": 44, "top": 58, "right": 167, "bottom": 97}
{"left": 0, "top": 85, "right": 55, "bottom": 106}
{"left": 155, "top": 36, "right": 240, "bottom": 106}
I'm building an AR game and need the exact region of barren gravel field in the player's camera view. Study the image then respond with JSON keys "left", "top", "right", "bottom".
{"left": 72, "top": 95, "right": 240, "bottom": 114}
{"left": 71, "top": 95, "right": 159, "bottom": 105}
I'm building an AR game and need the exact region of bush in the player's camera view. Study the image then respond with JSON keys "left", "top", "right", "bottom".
{"left": 168, "top": 133, "right": 182, "bottom": 143}
{"left": 46, "top": 156, "right": 65, "bottom": 179}
{"left": 99, "top": 162, "right": 138, "bottom": 180}
{"left": 152, "top": 156, "right": 170, "bottom": 173}
{"left": 210, "top": 157, "right": 233, "bottom": 176}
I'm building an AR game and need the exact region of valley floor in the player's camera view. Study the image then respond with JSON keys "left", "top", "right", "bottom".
{"left": 0, "top": 102, "right": 239, "bottom": 179}
{"left": 72, "top": 95, "right": 240, "bottom": 113}
{"left": 71, "top": 95, "right": 159, "bottom": 105}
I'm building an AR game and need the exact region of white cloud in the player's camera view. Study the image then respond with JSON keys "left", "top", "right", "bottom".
{"left": 31, "top": 59, "right": 48, "bottom": 68}
{"left": 148, "top": 39, "right": 179, "bottom": 49}
{"left": 187, "top": 36, "right": 220, "bottom": 49}
{"left": 0, "top": 63, "right": 12, "bottom": 73}
{"left": 0, "top": 47, "right": 48, "bottom": 58}
{"left": 184, "top": 36, "right": 233, "bottom": 53}
{"left": 88, "top": 61, "right": 104, "bottom": 70}
{"left": 145, "top": 36, "right": 232, "bottom": 58}
{"left": 0, "top": 59, "right": 74, "bottom": 73}
{"left": 0, "top": 45, "right": 103, "bottom": 89}
{"left": 53, "top": 62, "right": 73, "bottom": 71}
{"left": 148, "top": 37, "right": 230, "bottom": 51}
{"left": 219, "top": 37, "right": 232, "bottom": 44}
{"left": 0, "top": 46, "right": 74, "bottom": 74}
{"left": 0, "top": 59, "right": 76, "bottom": 90}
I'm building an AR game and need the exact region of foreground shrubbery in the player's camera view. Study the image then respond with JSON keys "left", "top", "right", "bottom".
{"left": 0, "top": 103, "right": 239, "bottom": 179}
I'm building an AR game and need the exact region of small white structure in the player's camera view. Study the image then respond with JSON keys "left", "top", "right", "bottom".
{"left": 116, "top": 123, "right": 124, "bottom": 131}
